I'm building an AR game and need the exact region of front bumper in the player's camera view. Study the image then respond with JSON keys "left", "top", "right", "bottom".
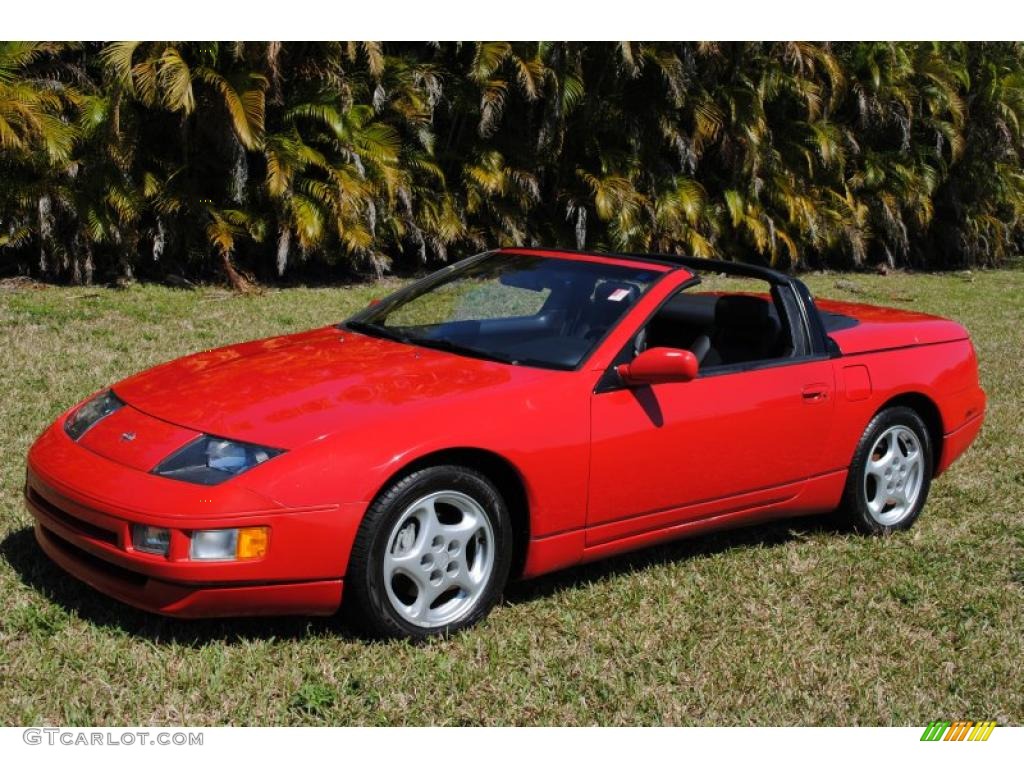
{"left": 25, "top": 423, "right": 365, "bottom": 618}
{"left": 33, "top": 523, "right": 343, "bottom": 617}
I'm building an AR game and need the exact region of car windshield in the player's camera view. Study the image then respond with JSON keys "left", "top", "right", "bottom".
{"left": 347, "top": 252, "right": 662, "bottom": 370}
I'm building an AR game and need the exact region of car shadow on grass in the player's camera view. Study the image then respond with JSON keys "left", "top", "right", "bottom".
{"left": 503, "top": 515, "right": 845, "bottom": 606}
{"left": 3, "top": 515, "right": 846, "bottom": 645}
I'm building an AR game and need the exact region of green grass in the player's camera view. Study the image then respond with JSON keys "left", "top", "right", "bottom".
{"left": 1, "top": 269, "right": 1021, "bottom": 726}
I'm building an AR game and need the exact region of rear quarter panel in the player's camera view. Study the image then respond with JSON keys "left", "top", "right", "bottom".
{"left": 826, "top": 338, "right": 985, "bottom": 475}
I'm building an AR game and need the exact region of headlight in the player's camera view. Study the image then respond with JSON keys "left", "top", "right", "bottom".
{"left": 190, "top": 527, "right": 269, "bottom": 561}
{"left": 65, "top": 390, "right": 123, "bottom": 440}
{"left": 131, "top": 524, "right": 171, "bottom": 556}
{"left": 152, "top": 435, "right": 283, "bottom": 485}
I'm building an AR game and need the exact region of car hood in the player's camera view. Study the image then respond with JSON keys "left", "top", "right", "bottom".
{"left": 113, "top": 326, "right": 547, "bottom": 449}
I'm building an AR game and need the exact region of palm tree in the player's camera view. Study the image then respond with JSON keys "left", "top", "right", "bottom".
{"left": 2, "top": 42, "right": 1023, "bottom": 285}
{"left": 929, "top": 43, "right": 1024, "bottom": 266}
{"left": 0, "top": 42, "right": 79, "bottom": 276}
{"left": 100, "top": 41, "right": 269, "bottom": 288}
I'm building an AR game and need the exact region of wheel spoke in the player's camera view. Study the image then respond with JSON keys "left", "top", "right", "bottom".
{"left": 910, "top": 461, "right": 921, "bottom": 486}
{"left": 884, "top": 430, "right": 897, "bottom": 460}
{"left": 867, "top": 493, "right": 886, "bottom": 516}
{"left": 386, "top": 532, "right": 424, "bottom": 571}
{"left": 888, "top": 483, "right": 905, "bottom": 507}
{"left": 382, "top": 555, "right": 403, "bottom": 581}
{"left": 868, "top": 434, "right": 893, "bottom": 474}
{"left": 419, "top": 500, "right": 443, "bottom": 544}
{"left": 410, "top": 579, "right": 444, "bottom": 621}
{"left": 449, "top": 574, "right": 475, "bottom": 595}
{"left": 905, "top": 464, "right": 921, "bottom": 504}
{"left": 449, "top": 517, "right": 485, "bottom": 548}
{"left": 450, "top": 548, "right": 485, "bottom": 590}
{"left": 450, "top": 548, "right": 466, "bottom": 579}
{"left": 866, "top": 460, "right": 887, "bottom": 482}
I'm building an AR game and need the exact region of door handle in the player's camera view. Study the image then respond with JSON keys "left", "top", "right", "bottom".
{"left": 801, "top": 384, "right": 830, "bottom": 402}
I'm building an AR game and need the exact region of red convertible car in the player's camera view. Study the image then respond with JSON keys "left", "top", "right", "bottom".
{"left": 25, "top": 248, "right": 986, "bottom": 638}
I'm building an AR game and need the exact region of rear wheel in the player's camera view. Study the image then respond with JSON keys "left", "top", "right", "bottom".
{"left": 839, "top": 406, "right": 933, "bottom": 534}
{"left": 345, "top": 465, "right": 512, "bottom": 640}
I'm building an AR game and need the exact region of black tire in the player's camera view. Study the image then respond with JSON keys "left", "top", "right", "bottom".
{"left": 345, "top": 465, "right": 513, "bottom": 640}
{"left": 838, "top": 405, "right": 934, "bottom": 534}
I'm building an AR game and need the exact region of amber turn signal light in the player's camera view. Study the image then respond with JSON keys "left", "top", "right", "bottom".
{"left": 237, "top": 526, "right": 269, "bottom": 560}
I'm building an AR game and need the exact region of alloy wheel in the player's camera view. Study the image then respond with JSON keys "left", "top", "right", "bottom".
{"left": 382, "top": 491, "right": 495, "bottom": 629}
{"left": 863, "top": 425, "right": 925, "bottom": 526}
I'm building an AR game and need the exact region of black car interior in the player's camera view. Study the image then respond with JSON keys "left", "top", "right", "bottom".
{"left": 636, "top": 290, "right": 793, "bottom": 369}
{"left": 457, "top": 279, "right": 648, "bottom": 368}
{"left": 400, "top": 280, "right": 795, "bottom": 372}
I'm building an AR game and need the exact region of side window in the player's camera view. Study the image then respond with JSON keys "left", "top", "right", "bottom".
{"left": 638, "top": 275, "right": 796, "bottom": 371}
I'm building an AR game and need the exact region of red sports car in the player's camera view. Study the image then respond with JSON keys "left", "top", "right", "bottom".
{"left": 26, "top": 248, "right": 986, "bottom": 638}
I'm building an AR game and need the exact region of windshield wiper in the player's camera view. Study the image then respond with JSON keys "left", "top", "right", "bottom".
{"left": 404, "top": 335, "right": 517, "bottom": 365}
{"left": 345, "top": 320, "right": 410, "bottom": 344}
{"left": 347, "top": 321, "right": 504, "bottom": 362}
{"left": 416, "top": 338, "right": 568, "bottom": 369}
{"left": 346, "top": 321, "right": 566, "bottom": 369}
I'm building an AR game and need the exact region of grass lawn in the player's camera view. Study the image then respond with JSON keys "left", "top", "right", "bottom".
{"left": 1, "top": 268, "right": 1021, "bottom": 726}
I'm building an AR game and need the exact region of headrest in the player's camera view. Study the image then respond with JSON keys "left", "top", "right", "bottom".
{"left": 715, "top": 295, "right": 775, "bottom": 329}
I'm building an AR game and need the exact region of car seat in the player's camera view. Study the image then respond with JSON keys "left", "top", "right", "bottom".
{"left": 703, "top": 295, "right": 781, "bottom": 367}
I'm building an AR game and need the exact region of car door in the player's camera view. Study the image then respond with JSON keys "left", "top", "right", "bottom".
{"left": 586, "top": 308, "right": 836, "bottom": 545}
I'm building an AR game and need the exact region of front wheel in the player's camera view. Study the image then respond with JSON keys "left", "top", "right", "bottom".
{"left": 838, "top": 406, "right": 934, "bottom": 534}
{"left": 345, "top": 465, "right": 513, "bottom": 640}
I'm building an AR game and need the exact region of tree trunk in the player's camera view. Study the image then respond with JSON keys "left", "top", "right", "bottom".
{"left": 220, "top": 250, "right": 254, "bottom": 292}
